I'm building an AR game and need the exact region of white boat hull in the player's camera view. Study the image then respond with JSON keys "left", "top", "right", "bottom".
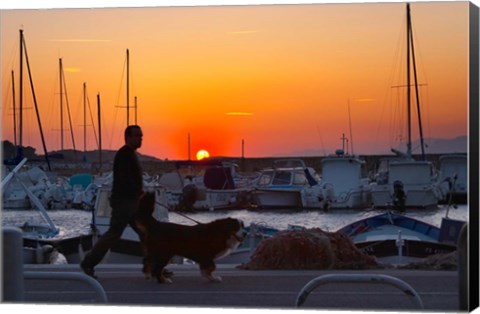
{"left": 326, "top": 189, "right": 371, "bottom": 209}
{"left": 253, "top": 188, "right": 302, "bottom": 209}
{"left": 253, "top": 187, "right": 326, "bottom": 209}
{"left": 193, "top": 189, "right": 242, "bottom": 210}
{"left": 370, "top": 160, "right": 442, "bottom": 209}
{"left": 320, "top": 154, "right": 372, "bottom": 209}
{"left": 371, "top": 185, "right": 439, "bottom": 209}
{"left": 3, "top": 190, "right": 30, "bottom": 209}
{"left": 167, "top": 188, "right": 245, "bottom": 211}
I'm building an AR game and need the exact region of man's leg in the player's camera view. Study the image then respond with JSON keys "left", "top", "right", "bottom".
{"left": 80, "top": 223, "right": 126, "bottom": 277}
{"left": 81, "top": 201, "right": 133, "bottom": 277}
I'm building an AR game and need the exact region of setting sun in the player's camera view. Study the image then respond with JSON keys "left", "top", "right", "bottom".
{"left": 196, "top": 149, "right": 210, "bottom": 161}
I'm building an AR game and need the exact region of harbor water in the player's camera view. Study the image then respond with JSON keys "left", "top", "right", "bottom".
{"left": 1, "top": 204, "right": 469, "bottom": 240}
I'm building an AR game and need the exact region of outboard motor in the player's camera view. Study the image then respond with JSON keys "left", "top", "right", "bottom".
{"left": 393, "top": 180, "right": 406, "bottom": 212}
{"left": 177, "top": 184, "right": 198, "bottom": 212}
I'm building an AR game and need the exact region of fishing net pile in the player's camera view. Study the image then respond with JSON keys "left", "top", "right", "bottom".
{"left": 239, "top": 228, "right": 379, "bottom": 270}
{"left": 399, "top": 251, "right": 458, "bottom": 270}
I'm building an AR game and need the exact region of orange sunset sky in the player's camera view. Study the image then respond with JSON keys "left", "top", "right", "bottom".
{"left": 1, "top": 1, "right": 470, "bottom": 160}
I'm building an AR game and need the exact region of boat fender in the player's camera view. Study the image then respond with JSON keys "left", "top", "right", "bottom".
{"left": 49, "top": 251, "right": 68, "bottom": 264}
{"left": 300, "top": 189, "right": 307, "bottom": 208}
{"left": 78, "top": 242, "right": 85, "bottom": 261}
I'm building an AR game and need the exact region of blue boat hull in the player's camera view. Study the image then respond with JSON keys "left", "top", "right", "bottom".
{"left": 338, "top": 212, "right": 462, "bottom": 259}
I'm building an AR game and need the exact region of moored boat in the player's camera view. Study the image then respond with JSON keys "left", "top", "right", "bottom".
{"left": 437, "top": 154, "right": 468, "bottom": 205}
{"left": 2, "top": 159, "right": 94, "bottom": 264}
{"left": 320, "top": 150, "right": 371, "bottom": 209}
{"left": 370, "top": 159, "right": 443, "bottom": 209}
{"left": 370, "top": 3, "right": 445, "bottom": 210}
{"left": 337, "top": 211, "right": 465, "bottom": 265}
{"left": 159, "top": 159, "right": 253, "bottom": 211}
{"left": 251, "top": 159, "right": 326, "bottom": 210}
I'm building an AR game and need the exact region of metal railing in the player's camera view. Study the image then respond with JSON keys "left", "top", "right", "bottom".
{"left": 295, "top": 273, "right": 424, "bottom": 309}
{"left": 24, "top": 271, "right": 108, "bottom": 303}
{"left": 2, "top": 227, "right": 107, "bottom": 303}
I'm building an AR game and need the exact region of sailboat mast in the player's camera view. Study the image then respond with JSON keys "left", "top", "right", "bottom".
{"left": 126, "top": 49, "right": 130, "bottom": 127}
{"left": 60, "top": 60, "right": 77, "bottom": 157}
{"left": 406, "top": 3, "right": 426, "bottom": 160}
{"left": 83, "top": 82, "right": 87, "bottom": 153}
{"left": 408, "top": 7, "right": 426, "bottom": 159}
{"left": 59, "top": 58, "right": 64, "bottom": 150}
{"left": 97, "top": 93, "right": 102, "bottom": 174}
{"left": 22, "top": 30, "right": 51, "bottom": 170}
{"left": 406, "top": 3, "right": 412, "bottom": 157}
{"left": 11, "top": 71, "right": 17, "bottom": 147}
{"left": 19, "top": 30, "right": 23, "bottom": 149}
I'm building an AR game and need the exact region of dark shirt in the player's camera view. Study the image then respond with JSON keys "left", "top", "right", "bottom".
{"left": 111, "top": 145, "right": 143, "bottom": 200}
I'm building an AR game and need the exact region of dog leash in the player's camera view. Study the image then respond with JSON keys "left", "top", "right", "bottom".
{"left": 155, "top": 201, "right": 202, "bottom": 225}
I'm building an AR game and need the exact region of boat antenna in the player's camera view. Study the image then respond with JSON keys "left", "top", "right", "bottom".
{"left": 134, "top": 96, "right": 138, "bottom": 125}
{"left": 242, "top": 139, "right": 245, "bottom": 158}
{"left": 340, "top": 133, "right": 348, "bottom": 154}
{"left": 188, "top": 132, "right": 191, "bottom": 161}
{"left": 348, "top": 99, "right": 354, "bottom": 155}
{"left": 316, "top": 125, "right": 327, "bottom": 156}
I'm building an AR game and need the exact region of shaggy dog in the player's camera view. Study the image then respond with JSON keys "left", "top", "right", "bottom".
{"left": 136, "top": 192, "right": 245, "bottom": 283}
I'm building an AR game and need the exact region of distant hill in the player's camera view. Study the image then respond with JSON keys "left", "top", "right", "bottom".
{"left": 404, "top": 136, "right": 467, "bottom": 155}
{"left": 2, "top": 135, "right": 468, "bottom": 163}
{"left": 287, "top": 136, "right": 468, "bottom": 157}
{"left": 44, "top": 149, "right": 162, "bottom": 163}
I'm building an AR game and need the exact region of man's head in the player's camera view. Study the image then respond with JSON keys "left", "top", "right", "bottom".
{"left": 125, "top": 125, "right": 143, "bottom": 150}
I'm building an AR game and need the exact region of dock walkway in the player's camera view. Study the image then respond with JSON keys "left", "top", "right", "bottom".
{"left": 20, "top": 264, "right": 459, "bottom": 311}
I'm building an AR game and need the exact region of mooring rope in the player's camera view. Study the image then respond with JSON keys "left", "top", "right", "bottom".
{"left": 155, "top": 201, "right": 201, "bottom": 224}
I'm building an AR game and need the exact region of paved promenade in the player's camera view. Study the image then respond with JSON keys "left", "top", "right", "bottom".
{"left": 19, "top": 263, "right": 460, "bottom": 311}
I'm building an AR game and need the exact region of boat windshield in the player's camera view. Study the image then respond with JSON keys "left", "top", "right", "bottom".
{"left": 257, "top": 170, "right": 274, "bottom": 186}
{"left": 272, "top": 171, "right": 292, "bottom": 185}
{"left": 292, "top": 171, "right": 309, "bottom": 185}
{"left": 257, "top": 169, "right": 313, "bottom": 186}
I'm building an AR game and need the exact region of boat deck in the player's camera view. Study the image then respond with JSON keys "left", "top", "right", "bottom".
{"left": 351, "top": 224, "right": 437, "bottom": 242}
{"left": 17, "top": 263, "right": 461, "bottom": 311}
